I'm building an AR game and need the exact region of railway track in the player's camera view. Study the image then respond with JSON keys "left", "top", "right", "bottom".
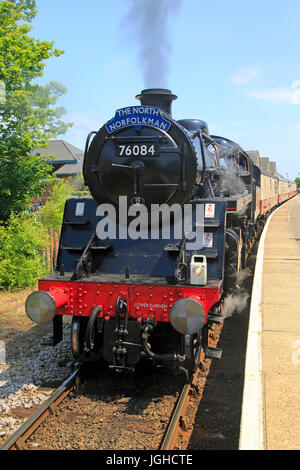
{"left": 1, "top": 259, "right": 254, "bottom": 452}
{"left": 0, "top": 366, "right": 81, "bottom": 450}
{"left": 0, "top": 343, "right": 216, "bottom": 451}
{"left": 1, "top": 376, "right": 201, "bottom": 451}
{"left": 0, "top": 324, "right": 220, "bottom": 450}
{"left": 0, "top": 367, "right": 200, "bottom": 450}
{"left": 159, "top": 366, "right": 203, "bottom": 450}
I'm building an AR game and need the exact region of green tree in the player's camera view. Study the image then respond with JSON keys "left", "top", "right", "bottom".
{"left": 69, "top": 171, "right": 91, "bottom": 196}
{"left": 39, "top": 179, "right": 74, "bottom": 231}
{"left": 0, "top": 211, "right": 47, "bottom": 289}
{"left": 0, "top": 0, "right": 72, "bottom": 220}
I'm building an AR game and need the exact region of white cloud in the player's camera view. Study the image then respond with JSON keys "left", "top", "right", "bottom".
{"left": 230, "top": 66, "right": 260, "bottom": 84}
{"left": 248, "top": 80, "right": 300, "bottom": 104}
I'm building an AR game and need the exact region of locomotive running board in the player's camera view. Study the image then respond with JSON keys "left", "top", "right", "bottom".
{"left": 204, "top": 346, "right": 223, "bottom": 359}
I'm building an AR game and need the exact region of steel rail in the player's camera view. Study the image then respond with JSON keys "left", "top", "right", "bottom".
{"left": 0, "top": 366, "right": 81, "bottom": 450}
{"left": 159, "top": 383, "right": 191, "bottom": 450}
{"left": 159, "top": 365, "right": 202, "bottom": 451}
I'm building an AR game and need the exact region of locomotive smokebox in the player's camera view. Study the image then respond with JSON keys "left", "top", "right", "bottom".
{"left": 136, "top": 88, "right": 177, "bottom": 117}
{"left": 84, "top": 87, "right": 200, "bottom": 208}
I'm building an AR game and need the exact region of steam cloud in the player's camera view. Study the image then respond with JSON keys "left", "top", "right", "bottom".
{"left": 222, "top": 268, "right": 251, "bottom": 319}
{"left": 222, "top": 290, "right": 249, "bottom": 319}
{"left": 123, "top": 0, "right": 182, "bottom": 88}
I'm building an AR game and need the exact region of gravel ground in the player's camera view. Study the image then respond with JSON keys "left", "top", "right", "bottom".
{"left": 0, "top": 321, "right": 73, "bottom": 444}
{"left": 0, "top": 251, "right": 255, "bottom": 450}
{"left": 183, "top": 252, "right": 256, "bottom": 450}
{"left": 22, "top": 320, "right": 229, "bottom": 451}
{"left": 25, "top": 365, "right": 184, "bottom": 450}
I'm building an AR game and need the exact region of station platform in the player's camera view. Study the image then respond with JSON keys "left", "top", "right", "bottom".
{"left": 240, "top": 194, "right": 300, "bottom": 450}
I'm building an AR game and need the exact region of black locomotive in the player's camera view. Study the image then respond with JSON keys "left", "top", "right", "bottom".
{"left": 25, "top": 88, "right": 293, "bottom": 380}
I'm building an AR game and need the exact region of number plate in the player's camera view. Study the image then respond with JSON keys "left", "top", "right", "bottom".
{"left": 116, "top": 143, "right": 159, "bottom": 157}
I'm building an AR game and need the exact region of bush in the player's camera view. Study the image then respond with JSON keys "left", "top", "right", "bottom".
{"left": 69, "top": 172, "right": 86, "bottom": 194}
{"left": 39, "top": 178, "right": 74, "bottom": 231}
{"left": 0, "top": 177, "right": 87, "bottom": 291}
{"left": 0, "top": 212, "right": 48, "bottom": 290}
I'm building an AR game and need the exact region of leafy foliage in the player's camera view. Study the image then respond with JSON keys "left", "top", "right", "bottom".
{"left": 68, "top": 171, "right": 91, "bottom": 197}
{"left": 0, "top": 211, "right": 47, "bottom": 289}
{"left": 0, "top": 177, "right": 84, "bottom": 290}
{"left": 0, "top": 1, "right": 75, "bottom": 289}
{"left": 0, "top": 0, "right": 72, "bottom": 220}
{"left": 39, "top": 179, "right": 74, "bottom": 231}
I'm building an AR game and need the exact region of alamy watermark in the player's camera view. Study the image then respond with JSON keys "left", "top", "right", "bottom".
{"left": 291, "top": 339, "right": 300, "bottom": 366}
{"left": 95, "top": 196, "right": 207, "bottom": 250}
{"left": 0, "top": 340, "right": 6, "bottom": 365}
{"left": 0, "top": 80, "right": 6, "bottom": 105}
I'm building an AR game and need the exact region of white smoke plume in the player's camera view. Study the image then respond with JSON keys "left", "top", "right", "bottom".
{"left": 237, "top": 267, "right": 251, "bottom": 284}
{"left": 222, "top": 268, "right": 251, "bottom": 319}
{"left": 219, "top": 153, "right": 249, "bottom": 196}
{"left": 123, "top": 0, "right": 182, "bottom": 88}
{"left": 222, "top": 290, "right": 249, "bottom": 319}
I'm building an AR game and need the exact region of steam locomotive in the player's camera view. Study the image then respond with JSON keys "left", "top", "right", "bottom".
{"left": 25, "top": 89, "right": 297, "bottom": 380}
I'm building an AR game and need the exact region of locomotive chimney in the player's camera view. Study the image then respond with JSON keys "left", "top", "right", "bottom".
{"left": 136, "top": 88, "right": 177, "bottom": 117}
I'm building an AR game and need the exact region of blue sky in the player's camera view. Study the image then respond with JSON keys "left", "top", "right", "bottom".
{"left": 32, "top": 0, "right": 300, "bottom": 180}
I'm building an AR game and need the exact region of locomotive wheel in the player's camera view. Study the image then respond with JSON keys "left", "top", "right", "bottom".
{"left": 70, "top": 317, "right": 85, "bottom": 359}
{"left": 182, "top": 333, "right": 202, "bottom": 374}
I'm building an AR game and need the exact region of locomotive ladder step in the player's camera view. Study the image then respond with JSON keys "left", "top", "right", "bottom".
{"left": 203, "top": 220, "right": 221, "bottom": 228}
{"left": 193, "top": 220, "right": 221, "bottom": 229}
{"left": 164, "top": 244, "right": 180, "bottom": 253}
{"left": 197, "top": 249, "right": 218, "bottom": 259}
{"left": 62, "top": 244, "right": 112, "bottom": 252}
{"left": 61, "top": 245, "right": 85, "bottom": 251}
{"left": 204, "top": 346, "right": 223, "bottom": 360}
{"left": 64, "top": 220, "right": 91, "bottom": 227}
